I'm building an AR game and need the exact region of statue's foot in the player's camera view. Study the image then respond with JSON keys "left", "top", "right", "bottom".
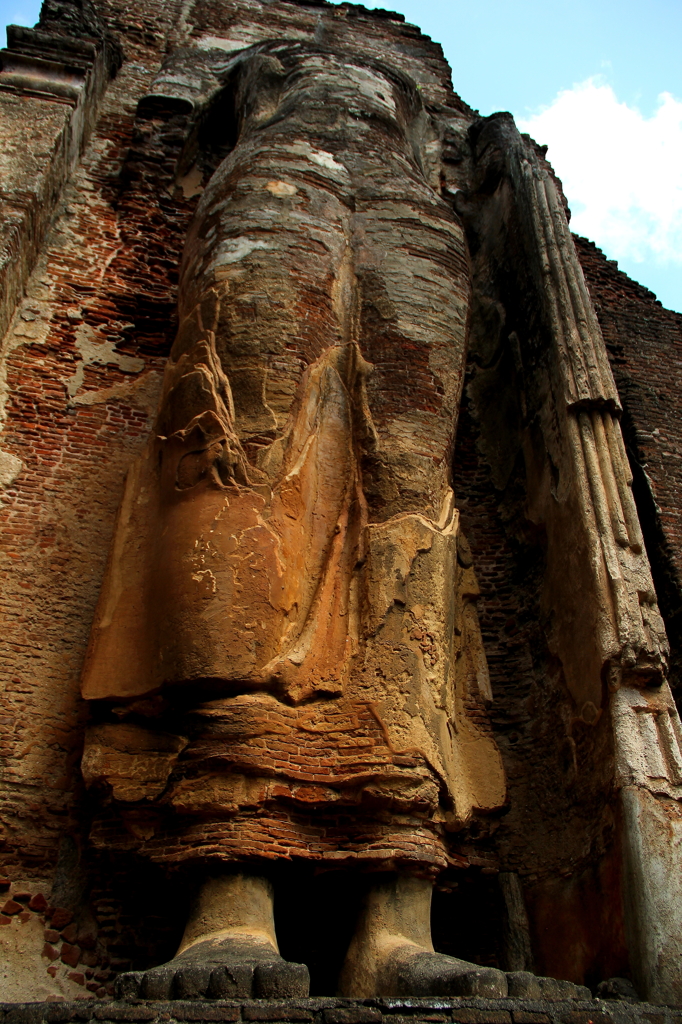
{"left": 387, "top": 944, "right": 508, "bottom": 998}
{"left": 114, "top": 935, "right": 310, "bottom": 1000}
{"left": 338, "top": 875, "right": 590, "bottom": 1000}
{"left": 387, "top": 949, "right": 590, "bottom": 999}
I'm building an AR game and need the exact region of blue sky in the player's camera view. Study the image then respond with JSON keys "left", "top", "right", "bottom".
{"left": 2, "top": 0, "right": 681, "bottom": 312}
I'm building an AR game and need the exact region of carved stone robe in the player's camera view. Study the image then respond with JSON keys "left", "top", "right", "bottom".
{"left": 80, "top": 42, "right": 505, "bottom": 873}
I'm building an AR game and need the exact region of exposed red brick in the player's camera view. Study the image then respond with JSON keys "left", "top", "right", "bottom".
{"left": 28, "top": 892, "right": 48, "bottom": 912}
{"left": 60, "top": 941, "right": 81, "bottom": 967}
{"left": 50, "top": 907, "right": 73, "bottom": 929}
{"left": 60, "top": 922, "right": 78, "bottom": 943}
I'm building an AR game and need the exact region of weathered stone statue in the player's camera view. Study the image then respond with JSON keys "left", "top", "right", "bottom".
{"left": 80, "top": 42, "right": 507, "bottom": 999}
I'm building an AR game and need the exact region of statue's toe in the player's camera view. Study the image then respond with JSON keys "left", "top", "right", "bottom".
{"left": 537, "top": 976, "right": 591, "bottom": 1000}
{"left": 174, "top": 963, "right": 215, "bottom": 999}
{"left": 208, "top": 962, "right": 258, "bottom": 998}
{"left": 140, "top": 963, "right": 177, "bottom": 999}
{"left": 506, "top": 970, "right": 542, "bottom": 998}
{"left": 254, "top": 959, "right": 311, "bottom": 998}
{"left": 506, "top": 971, "right": 590, "bottom": 1000}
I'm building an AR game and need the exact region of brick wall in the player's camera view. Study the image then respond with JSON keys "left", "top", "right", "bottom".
{"left": 0, "top": 0, "right": 198, "bottom": 997}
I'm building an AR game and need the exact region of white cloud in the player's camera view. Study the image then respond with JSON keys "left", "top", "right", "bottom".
{"left": 517, "top": 80, "right": 682, "bottom": 268}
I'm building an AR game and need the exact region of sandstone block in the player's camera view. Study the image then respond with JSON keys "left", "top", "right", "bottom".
{"left": 243, "top": 1005, "right": 315, "bottom": 1022}
{"left": 452, "top": 1013, "right": 511, "bottom": 1024}
{"left": 94, "top": 1002, "right": 156, "bottom": 1020}
{"left": 323, "top": 1010, "right": 383, "bottom": 1024}
{"left": 561, "top": 1014, "right": 613, "bottom": 1024}
{"left": 171, "top": 1006, "right": 241, "bottom": 1022}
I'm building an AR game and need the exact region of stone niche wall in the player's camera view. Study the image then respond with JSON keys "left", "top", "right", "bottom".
{"left": 0, "top": 0, "right": 681, "bottom": 1004}
{"left": 450, "top": 291, "right": 626, "bottom": 989}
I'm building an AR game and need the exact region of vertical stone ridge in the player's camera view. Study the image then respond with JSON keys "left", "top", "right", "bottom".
{"left": 508, "top": 141, "right": 663, "bottom": 670}
{"left": 505, "top": 139, "right": 665, "bottom": 676}
{"left": 514, "top": 152, "right": 618, "bottom": 408}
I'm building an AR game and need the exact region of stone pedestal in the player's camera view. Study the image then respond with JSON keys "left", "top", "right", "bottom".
{"left": 0, "top": 997, "right": 676, "bottom": 1024}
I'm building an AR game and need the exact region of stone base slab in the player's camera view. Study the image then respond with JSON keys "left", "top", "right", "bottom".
{"left": 0, "top": 997, "right": 679, "bottom": 1024}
